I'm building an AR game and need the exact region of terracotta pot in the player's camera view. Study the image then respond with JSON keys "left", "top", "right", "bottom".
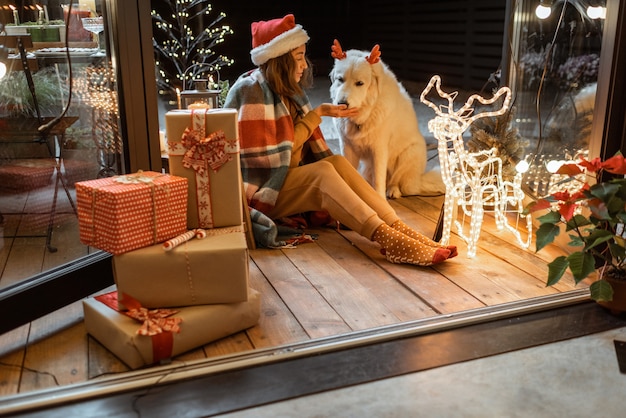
{"left": 598, "top": 273, "right": 626, "bottom": 315}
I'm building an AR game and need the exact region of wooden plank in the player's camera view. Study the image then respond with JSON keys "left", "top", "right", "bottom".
{"left": 87, "top": 336, "right": 130, "bottom": 379}
{"left": 283, "top": 241, "right": 401, "bottom": 331}
{"left": 389, "top": 199, "right": 559, "bottom": 302}
{"left": 0, "top": 348, "right": 25, "bottom": 397}
{"left": 250, "top": 248, "right": 352, "bottom": 339}
{"left": 173, "top": 348, "right": 208, "bottom": 364}
{"left": 314, "top": 228, "right": 437, "bottom": 322}
{"left": 20, "top": 301, "right": 87, "bottom": 392}
{"left": 0, "top": 237, "right": 45, "bottom": 289}
{"left": 203, "top": 333, "right": 254, "bottom": 359}
{"left": 42, "top": 213, "right": 88, "bottom": 270}
{"left": 0, "top": 324, "right": 29, "bottom": 397}
{"left": 393, "top": 197, "right": 584, "bottom": 293}
{"left": 339, "top": 229, "right": 484, "bottom": 313}
{"left": 434, "top": 250, "right": 558, "bottom": 304}
{"left": 245, "top": 258, "right": 310, "bottom": 348}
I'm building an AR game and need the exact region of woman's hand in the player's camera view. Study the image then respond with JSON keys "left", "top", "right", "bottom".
{"left": 313, "top": 103, "right": 359, "bottom": 118}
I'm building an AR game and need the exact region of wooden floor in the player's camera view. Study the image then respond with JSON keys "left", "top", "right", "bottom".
{"left": 0, "top": 190, "right": 588, "bottom": 401}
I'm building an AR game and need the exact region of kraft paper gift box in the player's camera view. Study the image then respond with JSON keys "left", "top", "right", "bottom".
{"left": 165, "top": 108, "right": 243, "bottom": 229}
{"left": 76, "top": 171, "right": 188, "bottom": 255}
{"left": 113, "top": 227, "right": 249, "bottom": 309}
{"left": 83, "top": 289, "right": 261, "bottom": 369}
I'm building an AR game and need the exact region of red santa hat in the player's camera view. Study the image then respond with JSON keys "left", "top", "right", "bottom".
{"left": 250, "top": 14, "right": 310, "bottom": 66}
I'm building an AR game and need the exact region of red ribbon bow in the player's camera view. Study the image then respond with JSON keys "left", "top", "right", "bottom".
{"left": 180, "top": 129, "right": 230, "bottom": 176}
{"left": 119, "top": 293, "right": 182, "bottom": 336}
{"left": 95, "top": 291, "right": 183, "bottom": 364}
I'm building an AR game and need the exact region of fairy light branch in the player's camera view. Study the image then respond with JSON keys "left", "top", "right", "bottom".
{"left": 151, "top": 0, "right": 234, "bottom": 96}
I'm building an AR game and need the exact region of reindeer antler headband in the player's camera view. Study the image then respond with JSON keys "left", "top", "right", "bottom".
{"left": 331, "top": 39, "right": 346, "bottom": 59}
{"left": 331, "top": 39, "right": 381, "bottom": 64}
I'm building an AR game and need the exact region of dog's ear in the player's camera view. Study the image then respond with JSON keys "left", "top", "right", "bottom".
{"left": 331, "top": 39, "right": 347, "bottom": 60}
{"left": 365, "top": 44, "right": 381, "bottom": 64}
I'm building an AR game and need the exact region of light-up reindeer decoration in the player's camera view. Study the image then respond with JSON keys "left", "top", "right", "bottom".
{"left": 420, "top": 75, "right": 532, "bottom": 257}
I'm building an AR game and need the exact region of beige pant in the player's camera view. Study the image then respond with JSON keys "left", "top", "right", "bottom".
{"left": 266, "top": 155, "right": 399, "bottom": 239}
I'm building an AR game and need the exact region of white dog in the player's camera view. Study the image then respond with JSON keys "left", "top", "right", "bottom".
{"left": 329, "top": 40, "right": 445, "bottom": 198}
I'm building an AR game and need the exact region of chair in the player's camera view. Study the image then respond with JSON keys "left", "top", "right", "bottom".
{"left": 420, "top": 75, "right": 532, "bottom": 257}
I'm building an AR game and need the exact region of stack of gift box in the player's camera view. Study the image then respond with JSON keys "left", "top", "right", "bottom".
{"left": 78, "top": 108, "right": 260, "bottom": 369}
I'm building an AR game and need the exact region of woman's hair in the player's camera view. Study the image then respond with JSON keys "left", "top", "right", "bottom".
{"left": 261, "top": 50, "right": 313, "bottom": 97}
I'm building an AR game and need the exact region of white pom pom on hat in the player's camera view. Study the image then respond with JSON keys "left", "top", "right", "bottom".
{"left": 250, "top": 14, "right": 310, "bottom": 66}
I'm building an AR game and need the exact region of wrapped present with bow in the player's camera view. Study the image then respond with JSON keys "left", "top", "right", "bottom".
{"left": 76, "top": 171, "right": 187, "bottom": 254}
{"left": 113, "top": 226, "right": 249, "bottom": 309}
{"left": 75, "top": 171, "right": 188, "bottom": 255}
{"left": 82, "top": 289, "right": 261, "bottom": 369}
{"left": 165, "top": 109, "right": 243, "bottom": 229}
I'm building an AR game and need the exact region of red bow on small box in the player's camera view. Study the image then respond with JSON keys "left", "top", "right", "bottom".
{"left": 120, "top": 293, "right": 182, "bottom": 336}
{"left": 180, "top": 129, "right": 231, "bottom": 176}
{"left": 95, "top": 291, "right": 183, "bottom": 364}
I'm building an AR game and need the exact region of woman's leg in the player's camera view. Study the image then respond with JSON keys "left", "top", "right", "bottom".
{"left": 266, "top": 159, "right": 450, "bottom": 266}
{"left": 324, "top": 155, "right": 457, "bottom": 257}
{"left": 266, "top": 159, "right": 382, "bottom": 238}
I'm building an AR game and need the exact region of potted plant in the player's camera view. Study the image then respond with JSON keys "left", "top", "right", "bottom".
{"left": 526, "top": 152, "right": 626, "bottom": 313}
{"left": 22, "top": 21, "right": 61, "bottom": 43}
{"left": 0, "top": 67, "right": 67, "bottom": 118}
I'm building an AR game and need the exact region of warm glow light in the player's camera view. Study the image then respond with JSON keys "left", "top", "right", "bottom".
{"left": 516, "top": 159, "right": 530, "bottom": 174}
{"left": 536, "top": 4, "right": 552, "bottom": 19}
{"left": 587, "top": 6, "right": 606, "bottom": 19}
{"left": 545, "top": 159, "right": 563, "bottom": 173}
{"left": 420, "top": 75, "right": 532, "bottom": 258}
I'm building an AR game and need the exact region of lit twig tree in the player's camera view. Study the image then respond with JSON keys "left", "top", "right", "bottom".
{"left": 151, "top": 0, "right": 234, "bottom": 97}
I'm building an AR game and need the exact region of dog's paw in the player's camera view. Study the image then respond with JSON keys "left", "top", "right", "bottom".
{"left": 387, "top": 186, "right": 402, "bottom": 199}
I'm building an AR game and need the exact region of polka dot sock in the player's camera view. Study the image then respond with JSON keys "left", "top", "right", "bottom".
{"left": 391, "top": 220, "right": 458, "bottom": 258}
{"left": 372, "top": 223, "right": 450, "bottom": 266}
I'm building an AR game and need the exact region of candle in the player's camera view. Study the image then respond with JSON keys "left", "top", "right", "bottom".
{"left": 10, "top": 6, "right": 20, "bottom": 25}
{"left": 176, "top": 88, "right": 182, "bottom": 109}
{"left": 38, "top": 8, "right": 45, "bottom": 24}
{"left": 187, "top": 102, "right": 209, "bottom": 110}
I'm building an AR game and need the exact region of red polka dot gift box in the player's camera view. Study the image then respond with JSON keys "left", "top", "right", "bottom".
{"left": 75, "top": 171, "right": 188, "bottom": 255}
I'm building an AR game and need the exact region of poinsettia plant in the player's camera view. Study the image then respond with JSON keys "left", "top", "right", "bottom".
{"left": 525, "top": 152, "right": 626, "bottom": 302}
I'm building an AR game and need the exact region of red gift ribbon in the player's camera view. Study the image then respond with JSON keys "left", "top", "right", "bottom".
{"left": 180, "top": 128, "right": 231, "bottom": 175}
{"left": 95, "top": 291, "right": 182, "bottom": 364}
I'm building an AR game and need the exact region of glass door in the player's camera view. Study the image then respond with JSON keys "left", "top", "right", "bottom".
{"left": 0, "top": 0, "right": 159, "bottom": 333}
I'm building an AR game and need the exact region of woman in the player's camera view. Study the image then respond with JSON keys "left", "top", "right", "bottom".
{"left": 224, "top": 14, "right": 455, "bottom": 266}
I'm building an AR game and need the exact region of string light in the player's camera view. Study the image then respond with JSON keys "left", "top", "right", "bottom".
{"left": 587, "top": 6, "right": 606, "bottom": 20}
{"left": 536, "top": 1, "right": 552, "bottom": 19}
{"left": 420, "top": 75, "right": 533, "bottom": 258}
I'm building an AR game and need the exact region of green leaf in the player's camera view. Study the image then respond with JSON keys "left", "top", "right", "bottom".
{"left": 610, "top": 242, "right": 626, "bottom": 262}
{"left": 547, "top": 256, "right": 569, "bottom": 286}
{"left": 590, "top": 279, "right": 614, "bottom": 302}
{"left": 537, "top": 211, "right": 561, "bottom": 224}
{"left": 535, "top": 223, "right": 560, "bottom": 251}
{"left": 567, "top": 252, "right": 596, "bottom": 283}
{"left": 589, "top": 200, "right": 611, "bottom": 220}
{"left": 565, "top": 214, "right": 591, "bottom": 231}
{"left": 590, "top": 182, "right": 620, "bottom": 202}
{"left": 567, "top": 233, "right": 584, "bottom": 247}
{"left": 585, "top": 229, "right": 614, "bottom": 251}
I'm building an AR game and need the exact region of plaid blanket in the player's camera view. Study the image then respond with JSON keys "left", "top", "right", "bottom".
{"left": 224, "top": 69, "right": 332, "bottom": 247}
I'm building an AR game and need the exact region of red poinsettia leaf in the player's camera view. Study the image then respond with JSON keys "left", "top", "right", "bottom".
{"left": 551, "top": 191, "right": 572, "bottom": 202}
{"left": 578, "top": 157, "right": 602, "bottom": 172}
{"left": 526, "top": 199, "right": 552, "bottom": 213}
{"left": 601, "top": 154, "right": 626, "bottom": 175}
{"left": 555, "top": 163, "right": 585, "bottom": 176}
{"left": 558, "top": 202, "right": 577, "bottom": 221}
